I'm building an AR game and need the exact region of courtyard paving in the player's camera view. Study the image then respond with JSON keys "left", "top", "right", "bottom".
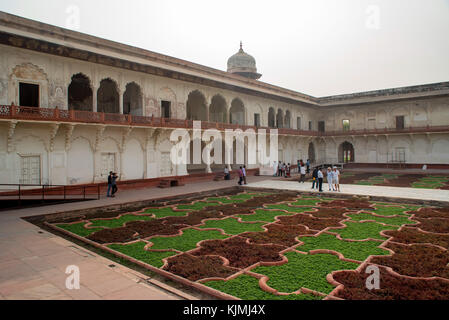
{"left": 0, "top": 176, "right": 269, "bottom": 300}
{"left": 247, "top": 180, "right": 449, "bottom": 204}
{"left": 1, "top": 174, "right": 448, "bottom": 300}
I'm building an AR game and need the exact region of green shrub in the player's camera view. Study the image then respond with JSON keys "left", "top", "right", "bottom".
{"left": 57, "top": 222, "right": 102, "bottom": 237}
{"left": 149, "top": 229, "right": 228, "bottom": 252}
{"left": 297, "top": 233, "right": 389, "bottom": 261}
{"left": 204, "top": 274, "right": 322, "bottom": 300}
{"left": 89, "top": 214, "right": 153, "bottom": 228}
{"left": 252, "top": 252, "right": 358, "bottom": 294}
{"left": 264, "top": 204, "right": 314, "bottom": 214}
{"left": 141, "top": 207, "right": 190, "bottom": 218}
{"left": 347, "top": 212, "right": 417, "bottom": 227}
{"left": 198, "top": 218, "right": 266, "bottom": 235}
{"left": 330, "top": 221, "right": 397, "bottom": 241}
{"left": 176, "top": 201, "right": 221, "bottom": 210}
{"left": 107, "top": 241, "right": 176, "bottom": 268}
{"left": 237, "top": 209, "right": 293, "bottom": 223}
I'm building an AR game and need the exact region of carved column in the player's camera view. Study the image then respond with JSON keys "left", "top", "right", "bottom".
{"left": 93, "top": 85, "right": 98, "bottom": 113}
{"left": 119, "top": 88, "right": 124, "bottom": 114}
{"left": 7, "top": 120, "right": 18, "bottom": 153}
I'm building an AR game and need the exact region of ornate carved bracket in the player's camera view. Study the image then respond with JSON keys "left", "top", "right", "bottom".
{"left": 7, "top": 120, "right": 18, "bottom": 153}
{"left": 94, "top": 125, "right": 106, "bottom": 152}
{"left": 65, "top": 124, "right": 76, "bottom": 151}
{"left": 120, "top": 126, "right": 133, "bottom": 153}
{"left": 49, "top": 123, "right": 60, "bottom": 152}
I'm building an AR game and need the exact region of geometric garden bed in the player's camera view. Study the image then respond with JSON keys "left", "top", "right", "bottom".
{"left": 43, "top": 190, "right": 449, "bottom": 300}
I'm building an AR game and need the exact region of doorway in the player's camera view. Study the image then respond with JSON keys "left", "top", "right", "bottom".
{"left": 20, "top": 155, "right": 41, "bottom": 185}
{"left": 101, "top": 153, "right": 116, "bottom": 178}
{"left": 161, "top": 101, "right": 171, "bottom": 118}
{"left": 19, "top": 83, "right": 39, "bottom": 107}
{"left": 339, "top": 142, "right": 355, "bottom": 163}
{"left": 396, "top": 116, "right": 405, "bottom": 129}
{"left": 318, "top": 121, "right": 325, "bottom": 132}
{"left": 160, "top": 152, "right": 172, "bottom": 176}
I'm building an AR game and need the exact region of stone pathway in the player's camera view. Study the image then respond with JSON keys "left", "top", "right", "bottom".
{"left": 247, "top": 180, "right": 449, "bottom": 204}
{"left": 0, "top": 176, "right": 268, "bottom": 300}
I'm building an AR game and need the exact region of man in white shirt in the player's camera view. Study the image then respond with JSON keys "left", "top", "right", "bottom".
{"left": 299, "top": 163, "right": 306, "bottom": 183}
{"left": 327, "top": 167, "right": 334, "bottom": 191}
{"left": 333, "top": 167, "right": 340, "bottom": 192}
{"left": 317, "top": 168, "right": 324, "bottom": 192}
{"left": 242, "top": 165, "right": 247, "bottom": 185}
{"left": 273, "top": 161, "right": 278, "bottom": 177}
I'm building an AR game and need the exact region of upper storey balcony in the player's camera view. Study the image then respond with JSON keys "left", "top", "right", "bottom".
{"left": 1, "top": 105, "right": 449, "bottom": 138}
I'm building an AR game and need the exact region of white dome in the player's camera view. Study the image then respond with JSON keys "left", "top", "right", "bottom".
{"left": 227, "top": 43, "right": 261, "bottom": 80}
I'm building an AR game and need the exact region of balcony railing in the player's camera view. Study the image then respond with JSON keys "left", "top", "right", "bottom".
{"left": 1, "top": 105, "right": 448, "bottom": 137}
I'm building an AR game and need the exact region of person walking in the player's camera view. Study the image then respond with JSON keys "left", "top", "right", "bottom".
{"left": 317, "top": 168, "right": 324, "bottom": 192}
{"left": 242, "top": 165, "right": 248, "bottom": 185}
{"left": 287, "top": 163, "right": 291, "bottom": 178}
{"left": 327, "top": 167, "right": 334, "bottom": 191}
{"left": 238, "top": 167, "right": 243, "bottom": 185}
{"left": 273, "top": 161, "right": 278, "bottom": 177}
{"left": 111, "top": 172, "right": 118, "bottom": 197}
{"left": 299, "top": 160, "right": 306, "bottom": 183}
{"left": 278, "top": 161, "right": 282, "bottom": 177}
{"left": 106, "top": 171, "right": 113, "bottom": 197}
{"left": 224, "top": 166, "right": 230, "bottom": 180}
{"left": 306, "top": 159, "right": 310, "bottom": 174}
{"left": 311, "top": 167, "right": 319, "bottom": 189}
{"left": 333, "top": 167, "right": 341, "bottom": 192}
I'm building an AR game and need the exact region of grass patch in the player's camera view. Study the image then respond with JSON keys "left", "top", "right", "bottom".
{"left": 289, "top": 198, "right": 322, "bottom": 206}
{"left": 347, "top": 212, "right": 417, "bottom": 227}
{"left": 252, "top": 252, "right": 358, "bottom": 294}
{"left": 237, "top": 209, "right": 294, "bottom": 223}
{"left": 204, "top": 274, "right": 322, "bottom": 300}
{"left": 57, "top": 222, "right": 102, "bottom": 237}
{"left": 207, "top": 197, "right": 245, "bottom": 204}
{"left": 330, "top": 221, "right": 397, "bottom": 241}
{"left": 297, "top": 233, "right": 389, "bottom": 261}
{"left": 198, "top": 218, "right": 266, "bottom": 235}
{"left": 176, "top": 201, "right": 221, "bottom": 210}
{"left": 262, "top": 204, "right": 314, "bottom": 214}
{"left": 140, "top": 207, "right": 190, "bottom": 218}
{"left": 149, "top": 229, "right": 229, "bottom": 252}
{"left": 89, "top": 214, "right": 154, "bottom": 228}
{"left": 228, "top": 193, "right": 266, "bottom": 200}
{"left": 107, "top": 241, "right": 176, "bottom": 268}
{"left": 371, "top": 206, "right": 411, "bottom": 217}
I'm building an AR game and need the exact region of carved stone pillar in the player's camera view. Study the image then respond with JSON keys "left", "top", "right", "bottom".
{"left": 93, "top": 86, "right": 98, "bottom": 112}
{"left": 119, "top": 89, "right": 124, "bottom": 114}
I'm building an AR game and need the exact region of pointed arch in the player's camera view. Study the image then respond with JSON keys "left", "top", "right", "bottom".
{"left": 68, "top": 73, "right": 93, "bottom": 111}
{"left": 230, "top": 98, "right": 245, "bottom": 125}
{"left": 186, "top": 90, "right": 208, "bottom": 121}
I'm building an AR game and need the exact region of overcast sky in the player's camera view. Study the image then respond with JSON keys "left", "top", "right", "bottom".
{"left": 1, "top": 0, "right": 448, "bottom": 97}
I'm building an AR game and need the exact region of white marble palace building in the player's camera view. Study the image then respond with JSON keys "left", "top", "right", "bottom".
{"left": 0, "top": 11, "right": 448, "bottom": 186}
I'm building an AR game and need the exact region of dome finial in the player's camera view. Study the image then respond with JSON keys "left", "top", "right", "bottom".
{"left": 239, "top": 41, "right": 243, "bottom": 52}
